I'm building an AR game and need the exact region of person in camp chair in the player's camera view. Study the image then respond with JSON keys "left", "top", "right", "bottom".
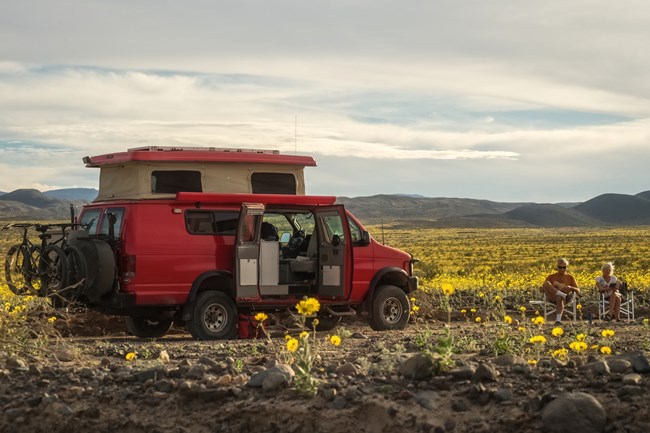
{"left": 596, "top": 262, "right": 622, "bottom": 322}
{"left": 541, "top": 258, "right": 581, "bottom": 325}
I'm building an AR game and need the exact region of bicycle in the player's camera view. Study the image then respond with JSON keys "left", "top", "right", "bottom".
{"left": 3, "top": 223, "right": 69, "bottom": 297}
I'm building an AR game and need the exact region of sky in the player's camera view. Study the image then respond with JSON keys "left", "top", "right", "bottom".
{"left": 1, "top": 0, "right": 648, "bottom": 203}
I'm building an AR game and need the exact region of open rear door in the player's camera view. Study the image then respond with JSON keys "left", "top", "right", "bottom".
{"left": 315, "top": 206, "right": 350, "bottom": 298}
{"left": 235, "top": 203, "right": 264, "bottom": 298}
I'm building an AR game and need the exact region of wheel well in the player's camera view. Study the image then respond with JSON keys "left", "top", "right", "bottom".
{"left": 362, "top": 267, "right": 410, "bottom": 313}
{"left": 182, "top": 271, "right": 234, "bottom": 321}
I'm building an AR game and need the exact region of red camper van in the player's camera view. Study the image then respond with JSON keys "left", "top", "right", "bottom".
{"left": 68, "top": 147, "right": 417, "bottom": 339}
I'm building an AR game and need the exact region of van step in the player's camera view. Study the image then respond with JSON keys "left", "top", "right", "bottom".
{"left": 323, "top": 305, "right": 357, "bottom": 317}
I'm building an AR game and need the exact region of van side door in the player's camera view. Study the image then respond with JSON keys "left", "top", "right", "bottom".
{"left": 235, "top": 203, "right": 265, "bottom": 299}
{"left": 315, "top": 206, "right": 351, "bottom": 298}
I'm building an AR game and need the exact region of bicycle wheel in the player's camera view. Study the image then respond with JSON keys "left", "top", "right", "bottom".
{"left": 29, "top": 246, "right": 44, "bottom": 293}
{"left": 5, "top": 245, "right": 32, "bottom": 295}
{"left": 38, "top": 245, "right": 68, "bottom": 296}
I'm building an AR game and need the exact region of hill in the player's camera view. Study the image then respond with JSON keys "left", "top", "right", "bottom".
{"left": 44, "top": 188, "right": 98, "bottom": 202}
{"left": 0, "top": 188, "right": 91, "bottom": 221}
{"left": 573, "top": 193, "right": 650, "bottom": 225}
{"left": 635, "top": 190, "right": 650, "bottom": 200}
{"left": 504, "top": 203, "right": 603, "bottom": 227}
{"left": 336, "top": 195, "right": 523, "bottom": 223}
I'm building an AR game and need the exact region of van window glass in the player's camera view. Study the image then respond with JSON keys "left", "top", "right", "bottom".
{"left": 99, "top": 208, "right": 125, "bottom": 238}
{"left": 79, "top": 209, "right": 102, "bottom": 234}
{"left": 152, "top": 170, "right": 202, "bottom": 193}
{"left": 185, "top": 211, "right": 239, "bottom": 235}
{"left": 251, "top": 173, "right": 296, "bottom": 194}
{"left": 321, "top": 213, "right": 345, "bottom": 243}
{"left": 348, "top": 219, "right": 362, "bottom": 244}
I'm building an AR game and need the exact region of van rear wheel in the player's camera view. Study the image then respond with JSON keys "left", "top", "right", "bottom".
{"left": 125, "top": 316, "right": 173, "bottom": 338}
{"left": 369, "top": 285, "right": 410, "bottom": 331}
{"left": 188, "top": 291, "right": 238, "bottom": 340}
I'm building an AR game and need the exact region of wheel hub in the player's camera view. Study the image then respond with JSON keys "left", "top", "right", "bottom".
{"left": 382, "top": 297, "right": 403, "bottom": 324}
{"left": 204, "top": 303, "right": 227, "bottom": 332}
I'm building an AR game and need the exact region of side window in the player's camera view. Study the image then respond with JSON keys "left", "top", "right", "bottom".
{"left": 320, "top": 213, "right": 345, "bottom": 243}
{"left": 348, "top": 218, "right": 362, "bottom": 244}
{"left": 99, "top": 208, "right": 125, "bottom": 238}
{"left": 185, "top": 211, "right": 238, "bottom": 235}
{"left": 79, "top": 208, "right": 102, "bottom": 234}
{"left": 152, "top": 170, "right": 202, "bottom": 194}
{"left": 251, "top": 173, "right": 296, "bottom": 194}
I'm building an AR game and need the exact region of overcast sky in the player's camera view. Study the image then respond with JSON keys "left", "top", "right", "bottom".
{"left": 1, "top": 0, "right": 648, "bottom": 202}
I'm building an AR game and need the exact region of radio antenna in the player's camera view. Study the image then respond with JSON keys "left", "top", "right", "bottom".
{"left": 294, "top": 115, "right": 297, "bottom": 154}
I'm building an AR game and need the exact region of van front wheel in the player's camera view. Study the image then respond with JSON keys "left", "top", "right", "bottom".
{"left": 369, "top": 285, "right": 410, "bottom": 331}
{"left": 188, "top": 291, "right": 238, "bottom": 340}
{"left": 125, "top": 316, "right": 173, "bottom": 338}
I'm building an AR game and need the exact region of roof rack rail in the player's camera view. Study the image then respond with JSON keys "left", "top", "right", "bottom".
{"left": 127, "top": 146, "right": 280, "bottom": 154}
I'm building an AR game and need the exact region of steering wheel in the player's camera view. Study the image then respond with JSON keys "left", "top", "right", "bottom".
{"left": 287, "top": 230, "right": 305, "bottom": 250}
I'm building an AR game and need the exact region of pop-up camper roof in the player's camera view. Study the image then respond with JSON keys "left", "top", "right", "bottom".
{"left": 84, "top": 147, "right": 316, "bottom": 201}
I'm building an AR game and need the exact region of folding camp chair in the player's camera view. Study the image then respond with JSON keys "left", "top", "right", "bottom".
{"left": 530, "top": 289, "right": 577, "bottom": 322}
{"left": 598, "top": 282, "right": 635, "bottom": 321}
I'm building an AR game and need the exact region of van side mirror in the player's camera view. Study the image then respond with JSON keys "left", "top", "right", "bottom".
{"left": 359, "top": 230, "right": 371, "bottom": 246}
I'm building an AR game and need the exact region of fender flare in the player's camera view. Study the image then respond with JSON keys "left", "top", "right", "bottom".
{"left": 362, "top": 267, "right": 412, "bottom": 311}
{"left": 182, "top": 270, "right": 234, "bottom": 321}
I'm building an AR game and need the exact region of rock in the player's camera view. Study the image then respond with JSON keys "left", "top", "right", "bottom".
{"left": 397, "top": 389, "right": 414, "bottom": 400}
{"left": 354, "top": 401, "right": 392, "bottom": 432}
{"left": 399, "top": 353, "right": 433, "bottom": 380}
{"left": 473, "top": 363, "right": 499, "bottom": 382}
{"left": 467, "top": 383, "right": 486, "bottom": 401}
{"left": 215, "top": 374, "right": 233, "bottom": 386}
{"left": 607, "top": 359, "right": 631, "bottom": 374}
{"left": 246, "top": 364, "right": 294, "bottom": 388}
{"left": 153, "top": 379, "right": 174, "bottom": 393}
{"left": 335, "top": 362, "right": 360, "bottom": 376}
{"left": 451, "top": 399, "right": 469, "bottom": 412}
{"left": 262, "top": 372, "right": 290, "bottom": 392}
{"left": 617, "top": 385, "right": 644, "bottom": 397}
{"left": 351, "top": 332, "right": 368, "bottom": 339}
{"left": 6, "top": 357, "right": 28, "bottom": 371}
{"left": 332, "top": 396, "right": 347, "bottom": 409}
{"left": 624, "top": 353, "right": 650, "bottom": 374}
{"left": 28, "top": 364, "right": 43, "bottom": 375}
{"left": 53, "top": 349, "right": 76, "bottom": 362}
{"left": 322, "top": 387, "right": 337, "bottom": 401}
{"left": 415, "top": 390, "right": 441, "bottom": 410}
{"left": 585, "top": 360, "right": 610, "bottom": 375}
{"left": 79, "top": 367, "right": 95, "bottom": 379}
{"left": 136, "top": 367, "right": 165, "bottom": 383}
{"left": 449, "top": 364, "right": 476, "bottom": 380}
{"left": 159, "top": 350, "right": 170, "bottom": 363}
{"left": 494, "top": 389, "right": 513, "bottom": 402}
{"left": 622, "top": 373, "right": 642, "bottom": 386}
{"left": 541, "top": 392, "right": 607, "bottom": 433}
{"left": 185, "top": 364, "right": 207, "bottom": 380}
{"left": 494, "top": 354, "right": 526, "bottom": 366}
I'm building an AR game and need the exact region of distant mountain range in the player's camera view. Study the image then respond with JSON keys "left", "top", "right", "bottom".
{"left": 0, "top": 187, "right": 649, "bottom": 227}
{"left": 0, "top": 188, "right": 97, "bottom": 221}
{"left": 337, "top": 191, "right": 650, "bottom": 227}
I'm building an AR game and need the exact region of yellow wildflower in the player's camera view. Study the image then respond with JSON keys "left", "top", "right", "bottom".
{"left": 47, "top": 316, "right": 57, "bottom": 324}
{"left": 494, "top": 295, "right": 501, "bottom": 302}
{"left": 551, "top": 327, "right": 564, "bottom": 337}
{"left": 503, "top": 315, "right": 512, "bottom": 325}
{"left": 475, "top": 317, "right": 482, "bottom": 323}
{"left": 576, "top": 304, "right": 582, "bottom": 310}
{"left": 330, "top": 335, "right": 341, "bottom": 346}
{"left": 285, "top": 334, "right": 292, "bottom": 340}
{"left": 296, "top": 298, "right": 320, "bottom": 316}
{"left": 569, "top": 341, "right": 588, "bottom": 352}
{"left": 576, "top": 333, "right": 586, "bottom": 341}
{"left": 411, "top": 305, "right": 420, "bottom": 313}
{"left": 517, "top": 326, "right": 525, "bottom": 332}
{"left": 600, "top": 346, "right": 612, "bottom": 355}
{"left": 299, "top": 331, "right": 309, "bottom": 340}
{"left": 519, "top": 306, "right": 527, "bottom": 313}
{"left": 531, "top": 316, "right": 545, "bottom": 325}
{"left": 287, "top": 338, "right": 299, "bottom": 352}
{"left": 529, "top": 335, "right": 546, "bottom": 344}
{"left": 460, "top": 309, "right": 467, "bottom": 314}
{"left": 601, "top": 329, "right": 615, "bottom": 338}
{"left": 479, "top": 292, "right": 485, "bottom": 298}
{"left": 470, "top": 308, "right": 477, "bottom": 313}
{"left": 527, "top": 359, "right": 538, "bottom": 366}
{"left": 441, "top": 283, "right": 455, "bottom": 296}
{"left": 254, "top": 312, "right": 268, "bottom": 323}
{"left": 552, "top": 348, "right": 569, "bottom": 360}
{"left": 125, "top": 352, "right": 137, "bottom": 361}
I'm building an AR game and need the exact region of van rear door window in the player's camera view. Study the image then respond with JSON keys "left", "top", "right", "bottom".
{"left": 186, "top": 211, "right": 239, "bottom": 235}
{"left": 79, "top": 209, "right": 102, "bottom": 234}
{"left": 152, "top": 170, "right": 202, "bottom": 193}
{"left": 99, "top": 208, "right": 125, "bottom": 238}
{"left": 251, "top": 173, "right": 296, "bottom": 194}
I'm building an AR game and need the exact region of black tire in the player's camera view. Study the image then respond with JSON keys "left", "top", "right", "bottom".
{"left": 5, "top": 245, "right": 32, "bottom": 295}
{"left": 306, "top": 314, "right": 342, "bottom": 332}
{"left": 125, "top": 316, "right": 173, "bottom": 339}
{"left": 62, "top": 245, "right": 88, "bottom": 302}
{"left": 369, "top": 285, "right": 410, "bottom": 331}
{"left": 38, "top": 245, "right": 67, "bottom": 296}
{"left": 187, "top": 291, "right": 238, "bottom": 340}
{"left": 84, "top": 240, "right": 116, "bottom": 302}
